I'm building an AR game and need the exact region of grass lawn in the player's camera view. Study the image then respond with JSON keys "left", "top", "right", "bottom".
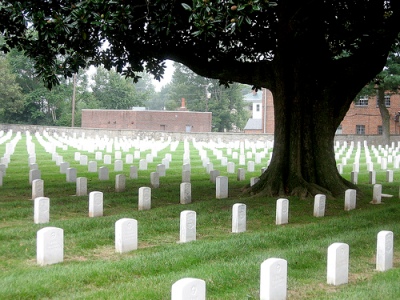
{"left": 1, "top": 132, "right": 400, "bottom": 299}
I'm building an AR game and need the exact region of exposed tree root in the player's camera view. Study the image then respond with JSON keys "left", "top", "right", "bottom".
{"left": 242, "top": 169, "right": 359, "bottom": 200}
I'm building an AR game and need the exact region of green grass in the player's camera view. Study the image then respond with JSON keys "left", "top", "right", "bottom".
{"left": 1, "top": 132, "right": 400, "bottom": 299}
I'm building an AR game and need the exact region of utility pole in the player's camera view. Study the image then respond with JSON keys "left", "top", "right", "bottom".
{"left": 71, "top": 73, "right": 77, "bottom": 127}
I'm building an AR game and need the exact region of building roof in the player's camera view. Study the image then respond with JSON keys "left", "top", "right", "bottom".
{"left": 244, "top": 118, "right": 262, "bottom": 130}
{"left": 243, "top": 91, "right": 263, "bottom": 102}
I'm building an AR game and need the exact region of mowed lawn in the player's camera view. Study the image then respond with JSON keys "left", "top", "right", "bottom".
{"left": 1, "top": 131, "right": 400, "bottom": 299}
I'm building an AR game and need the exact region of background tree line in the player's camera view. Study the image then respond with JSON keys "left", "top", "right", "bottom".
{"left": 0, "top": 47, "right": 250, "bottom": 131}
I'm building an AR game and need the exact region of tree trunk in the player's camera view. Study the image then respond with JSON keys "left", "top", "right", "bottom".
{"left": 247, "top": 58, "right": 357, "bottom": 199}
{"left": 377, "top": 87, "right": 391, "bottom": 146}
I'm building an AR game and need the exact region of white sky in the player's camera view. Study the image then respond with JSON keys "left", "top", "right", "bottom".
{"left": 87, "top": 60, "right": 174, "bottom": 92}
{"left": 152, "top": 60, "right": 174, "bottom": 92}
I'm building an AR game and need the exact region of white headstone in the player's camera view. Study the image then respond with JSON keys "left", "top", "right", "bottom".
{"left": 227, "top": 162, "right": 235, "bottom": 173}
{"left": 386, "top": 170, "right": 394, "bottom": 182}
{"left": 232, "top": 203, "right": 246, "bottom": 233}
{"left": 29, "top": 169, "right": 41, "bottom": 185}
{"left": 182, "top": 170, "right": 191, "bottom": 183}
{"left": 376, "top": 230, "right": 393, "bottom": 272}
{"left": 216, "top": 176, "right": 228, "bottom": 199}
{"left": 150, "top": 172, "right": 160, "bottom": 188}
{"left": 98, "top": 166, "right": 109, "bottom": 180}
{"left": 350, "top": 171, "right": 358, "bottom": 184}
{"left": 66, "top": 167, "right": 77, "bottom": 183}
{"left": 125, "top": 154, "right": 133, "bottom": 164}
{"left": 180, "top": 210, "right": 196, "bottom": 243}
{"left": 180, "top": 182, "right": 192, "bottom": 204}
{"left": 237, "top": 168, "right": 245, "bottom": 181}
{"left": 59, "top": 162, "right": 70, "bottom": 174}
{"left": 115, "top": 174, "right": 126, "bottom": 192}
{"left": 344, "top": 189, "right": 356, "bottom": 211}
{"left": 369, "top": 170, "right": 376, "bottom": 184}
{"left": 260, "top": 258, "right": 287, "bottom": 300}
{"left": 313, "top": 194, "right": 326, "bottom": 217}
{"left": 139, "top": 159, "right": 147, "bottom": 170}
{"left": 114, "top": 159, "right": 123, "bottom": 171}
{"left": 37, "top": 227, "right": 63, "bottom": 266}
{"left": 32, "top": 179, "right": 44, "bottom": 200}
{"left": 88, "top": 161, "right": 97, "bottom": 172}
{"left": 138, "top": 187, "right": 151, "bottom": 210}
{"left": 34, "top": 197, "right": 50, "bottom": 224}
{"left": 171, "top": 278, "right": 206, "bottom": 300}
{"left": 372, "top": 184, "right": 382, "bottom": 204}
{"left": 276, "top": 198, "right": 289, "bottom": 225}
{"left": 209, "top": 169, "right": 220, "bottom": 183}
{"left": 157, "top": 164, "right": 166, "bottom": 177}
{"left": 130, "top": 165, "right": 138, "bottom": 179}
{"left": 247, "top": 161, "right": 255, "bottom": 172}
{"left": 89, "top": 191, "right": 103, "bottom": 217}
{"left": 104, "top": 154, "right": 112, "bottom": 164}
{"left": 115, "top": 218, "right": 138, "bottom": 254}
{"left": 327, "top": 242, "right": 349, "bottom": 286}
{"left": 79, "top": 155, "right": 88, "bottom": 165}
{"left": 76, "top": 177, "right": 87, "bottom": 196}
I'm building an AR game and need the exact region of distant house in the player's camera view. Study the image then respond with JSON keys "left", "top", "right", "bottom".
{"left": 339, "top": 93, "right": 400, "bottom": 135}
{"left": 81, "top": 100, "right": 212, "bottom": 133}
{"left": 243, "top": 89, "right": 275, "bottom": 134}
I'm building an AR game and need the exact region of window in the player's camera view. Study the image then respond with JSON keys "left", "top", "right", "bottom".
{"left": 256, "top": 104, "right": 260, "bottom": 112}
{"left": 376, "top": 95, "right": 391, "bottom": 107}
{"left": 378, "top": 125, "right": 383, "bottom": 135}
{"left": 356, "top": 125, "right": 365, "bottom": 135}
{"left": 160, "top": 125, "right": 166, "bottom": 131}
{"left": 355, "top": 96, "right": 368, "bottom": 106}
{"left": 336, "top": 124, "right": 342, "bottom": 134}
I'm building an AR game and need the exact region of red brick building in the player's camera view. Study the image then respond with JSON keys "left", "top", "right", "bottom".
{"left": 81, "top": 109, "right": 212, "bottom": 132}
{"left": 339, "top": 93, "right": 400, "bottom": 135}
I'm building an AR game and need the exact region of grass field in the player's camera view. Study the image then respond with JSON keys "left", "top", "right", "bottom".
{"left": 1, "top": 131, "right": 400, "bottom": 299}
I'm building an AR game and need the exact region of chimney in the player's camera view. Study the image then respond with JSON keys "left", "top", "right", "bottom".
{"left": 179, "top": 98, "right": 188, "bottom": 111}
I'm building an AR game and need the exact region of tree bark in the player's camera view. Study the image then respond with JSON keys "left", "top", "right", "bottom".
{"left": 377, "top": 87, "right": 391, "bottom": 146}
{"left": 246, "top": 52, "right": 358, "bottom": 199}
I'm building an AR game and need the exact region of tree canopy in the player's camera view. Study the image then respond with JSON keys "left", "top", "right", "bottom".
{"left": 1, "top": 1, "right": 400, "bottom": 198}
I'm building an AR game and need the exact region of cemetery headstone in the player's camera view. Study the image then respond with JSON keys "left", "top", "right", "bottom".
{"left": 34, "top": 197, "right": 50, "bottom": 224}
{"left": 216, "top": 176, "right": 228, "bottom": 199}
{"left": 98, "top": 166, "right": 109, "bottom": 180}
{"left": 115, "top": 218, "right": 138, "bottom": 253}
{"left": 66, "top": 167, "right": 77, "bottom": 183}
{"left": 327, "top": 242, "right": 349, "bottom": 286}
{"left": 76, "top": 177, "right": 87, "bottom": 196}
{"left": 130, "top": 165, "right": 138, "bottom": 179}
{"left": 276, "top": 198, "right": 289, "bottom": 225}
{"left": 260, "top": 258, "right": 287, "bottom": 300}
{"left": 138, "top": 187, "right": 151, "bottom": 210}
{"left": 372, "top": 184, "right": 382, "bottom": 204}
{"left": 344, "top": 189, "right": 356, "bottom": 211}
{"left": 180, "top": 210, "right": 196, "bottom": 243}
{"left": 150, "top": 172, "right": 160, "bottom": 188}
{"left": 313, "top": 194, "right": 326, "bottom": 217}
{"left": 376, "top": 230, "right": 393, "bottom": 272}
{"left": 37, "top": 227, "right": 63, "bottom": 266}
{"left": 89, "top": 191, "right": 103, "bottom": 217}
{"left": 180, "top": 182, "right": 192, "bottom": 204}
{"left": 115, "top": 174, "right": 126, "bottom": 192}
{"left": 171, "top": 278, "right": 206, "bottom": 300}
{"left": 32, "top": 179, "right": 44, "bottom": 200}
{"left": 232, "top": 203, "right": 246, "bottom": 233}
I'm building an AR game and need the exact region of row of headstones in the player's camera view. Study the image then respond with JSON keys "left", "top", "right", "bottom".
{"left": 36, "top": 203, "right": 248, "bottom": 265}
{"left": 348, "top": 170, "right": 395, "bottom": 185}
{"left": 174, "top": 232, "right": 393, "bottom": 299}
{"left": 35, "top": 223, "right": 394, "bottom": 299}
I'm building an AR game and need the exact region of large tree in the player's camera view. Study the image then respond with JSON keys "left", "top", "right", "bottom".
{"left": 1, "top": 1, "right": 400, "bottom": 198}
